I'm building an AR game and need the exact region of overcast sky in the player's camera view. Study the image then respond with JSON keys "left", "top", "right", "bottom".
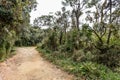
{"left": 30, "top": 0, "right": 63, "bottom": 24}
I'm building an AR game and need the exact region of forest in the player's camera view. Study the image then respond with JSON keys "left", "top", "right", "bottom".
{"left": 0, "top": 0, "right": 120, "bottom": 80}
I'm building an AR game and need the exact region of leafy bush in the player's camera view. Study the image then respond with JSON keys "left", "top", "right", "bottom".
{"left": 92, "top": 44, "right": 120, "bottom": 68}
{"left": 0, "top": 30, "right": 16, "bottom": 61}
{"left": 37, "top": 46, "right": 120, "bottom": 80}
{"left": 78, "top": 62, "right": 120, "bottom": 80}
{"left": 15, "top": 27, "right": 43, "bottom": 46}
{"left": 36, "top": 19, "right": 120, "bottom": 79}
{"left": 72, "top": 50, "right": 94, "bottom": 62}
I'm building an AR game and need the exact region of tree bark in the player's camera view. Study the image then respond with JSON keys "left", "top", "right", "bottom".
{"left": 107, "top": 0, "right": 112, "bottom": 45}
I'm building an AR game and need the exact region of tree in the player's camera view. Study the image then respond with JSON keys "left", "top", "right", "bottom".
{"left": 34, "top": 14, "right": 55, "bottom": 28}
{"left": 56, "top": 7, "right": 70, "bottom": 34}
{"left": 85, "top": 0, "right": 120, "bottom": 67}
{"left": 86, "top": 0, "right": 120, "bottom": 46}
{"left": 55, "top": 8, "right": 71, "bottom": 44}
{"left": 62, "top": 0, "right": 88, "bottom": 30}
{"left": 0, "top": 0, "right": 37, "bottom": 60}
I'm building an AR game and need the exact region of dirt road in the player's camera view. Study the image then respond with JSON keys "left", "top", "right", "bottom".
{"left": 0, "top": 47, "right": 73, "bottom": 80}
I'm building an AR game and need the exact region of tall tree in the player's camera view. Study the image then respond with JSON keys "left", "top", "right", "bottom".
{"left": 34, "top": 14, "right": 55, "bottom": 28}
{"left": 62, "top": 0, "right": 88, "bottom": 30}
{"left": 86, "top": 0, "right": 120, "bottom": 46}
{"left": 0, "top": 0, "right": 37, "bottom": 60}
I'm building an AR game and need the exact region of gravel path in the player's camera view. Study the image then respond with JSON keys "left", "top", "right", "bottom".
{"left": 0, "top": 47, "right": 73, "bottom": 80}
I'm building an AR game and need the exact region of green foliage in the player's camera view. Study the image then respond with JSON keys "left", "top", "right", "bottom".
{"left": 0, "top": 0, "right": 37, "bottom": 60}
{"left": 38, "top": 28, "right": 60, "bottom": 51}
{"left": 37, "top": 47, "right": 120, "bottom": 80}
{"left": 72, "top": 50, "right": 94, "bottom": 62}
{"left": 7, "top": 0, "right": 120, "bottom": 80}
{"left": 38, "top": 23, "right": 120, "bottom": 68}
{"left": 0, "top": 30, "right": 16, "bottom": 61}
{"left": 79, "top": 62, "right": 120, "bottom": 80}
{"left": 58, "top": 29, "right": 82, "bottom": 53}
{"left": 94, "top": 45, "right": 120, "bottom": 68}
{"left": 37, "top": 23, "right": 120, "bottom": 79}
{"left": 15, "top": 26, "right": 42, "bottom": 46}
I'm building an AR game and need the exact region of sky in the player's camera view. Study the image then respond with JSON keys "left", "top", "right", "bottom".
{"left": 30, "top": 0, "right": 63, "bottom": 24}
{"left": 30, "top": 0, "right": 95, "bottom": 26}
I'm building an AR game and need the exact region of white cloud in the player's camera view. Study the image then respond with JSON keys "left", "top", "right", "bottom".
{"left": 30, "top": 0, "right": 63, "bottom": 24}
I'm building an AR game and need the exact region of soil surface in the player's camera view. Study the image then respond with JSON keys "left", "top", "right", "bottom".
{"left": 0, "top": 47, "right": 73, "bottom": 80}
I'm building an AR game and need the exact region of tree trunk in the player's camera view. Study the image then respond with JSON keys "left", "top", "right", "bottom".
{"left": 107, "top": 0, "right": 112, "bottom": 45}
{"left": 76, "top": 17, "right": 79, "bottom": 31}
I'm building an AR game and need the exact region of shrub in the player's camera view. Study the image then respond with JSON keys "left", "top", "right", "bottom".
{"left": 0, "top": 30, "right": 16, "bottom": 61}
{"left": 78, "top": 62, "right": 120, "bottom": 80}
{"left": 93, "top": 44, "right": 120, "bottom": 69}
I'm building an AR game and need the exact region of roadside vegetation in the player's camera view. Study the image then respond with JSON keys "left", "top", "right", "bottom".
{"left": 36, "top": 0, "right": 120, "bottom": 79}
{"left": 0, "top": 0, "right": 37, "bottom": 61}
{"left": 0, "top": 0, "right": 120, "bottom": 80}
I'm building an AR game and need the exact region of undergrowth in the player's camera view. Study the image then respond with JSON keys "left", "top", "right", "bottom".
{"left": 37, "top": 48, "right": 120, "bottom": 80}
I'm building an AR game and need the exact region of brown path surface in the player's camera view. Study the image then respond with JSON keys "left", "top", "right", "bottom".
{"left": 0, "top": 47, "right": 73, "bottom": 80}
